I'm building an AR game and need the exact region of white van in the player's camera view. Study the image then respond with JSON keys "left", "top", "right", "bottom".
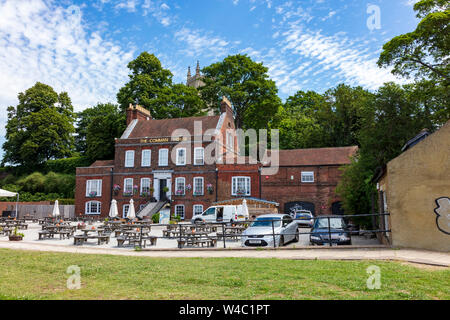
{"left": 191, "top": 205, "right": 249, "bottom": 224}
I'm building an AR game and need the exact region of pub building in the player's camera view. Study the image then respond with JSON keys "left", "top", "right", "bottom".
{"left": 75, "top": 97, "right": 356, "bottom": 220}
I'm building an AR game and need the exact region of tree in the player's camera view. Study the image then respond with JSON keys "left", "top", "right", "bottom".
{"left": 272, "top": 90, "right": 328, "bottom": 149}
{"left": 337, "top": 82, "right": 436, "bottom": 224}
{"left": 322, "top": 84, "right": 373, "bottom": 147}
{"left": 2, "top": 82, "right": 75, "bottom": 166}
{"left": 117, "top": 52, "right": 205, "bottom": 119}
{"left": 200, "top": 54, "right": 281, "bottom": 129}
{"left": 76, "top": 103, "right": 126, "bottom": 161}
{"left": 273, "top": 85, "right": 373, "bottom": 150}
{"left": 378, "top": 0, "right": 449, "bottom": 84}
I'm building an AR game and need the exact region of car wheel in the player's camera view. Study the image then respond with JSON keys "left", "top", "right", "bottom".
{"left": 279, "top": 236, "right": 284, "bottom": 247}
{"left": 294, "top": 232, "right": 299, "bottom": 242}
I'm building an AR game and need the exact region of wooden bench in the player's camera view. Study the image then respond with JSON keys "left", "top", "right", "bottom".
{"left": 39, "top": 231, "right": 55, "bottom": 240}
{"left": 117, "top": 236, "right": 140, "bottom": 247}
{"left": 73, "top": 235, "right": 87, "bottom": 245}
{"left": 141, "top": 235, "right": 157, "bottom": 247}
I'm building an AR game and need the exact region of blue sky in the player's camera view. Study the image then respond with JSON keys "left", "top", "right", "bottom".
{"left": 0, "top": 0, "right": 420, "bottom": 160}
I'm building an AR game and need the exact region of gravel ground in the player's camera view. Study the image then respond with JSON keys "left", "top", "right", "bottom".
{"left": 2, "top": 222, "right": 379, "bottom": 250}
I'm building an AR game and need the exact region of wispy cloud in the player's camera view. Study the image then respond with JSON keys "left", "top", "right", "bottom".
{"left": 280, "top": 26, "right": 400, "bottom": 90}
{"left": 174, "top": 28, "right": 232, "bottom": 59}
{"left": 0, "top": 0, "right": 134, "bottom": 116}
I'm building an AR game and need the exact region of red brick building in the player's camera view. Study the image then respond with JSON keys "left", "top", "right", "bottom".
{"left": 261, "top": 147, "right": 358, "bottom": 216}
{"left": 75, "top": 98, "right": 356, "bottom": 220}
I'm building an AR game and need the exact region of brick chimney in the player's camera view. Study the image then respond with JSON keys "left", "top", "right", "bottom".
{"left": 126, "top": 104, "right": 152, "bottom": 125}
{"left": 220, "top": 96, "right": 233, "bottom": 116}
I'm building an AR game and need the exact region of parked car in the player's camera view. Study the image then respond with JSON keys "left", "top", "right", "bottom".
{"left": 309, "top": 216, "right": 351, "bottom": 246}
{"left": 191, "top": 205, "right": 248, "bottom": 224}
{"left": 241, "top": 214, "right": 299, "bottom": 247}
{"left": 292, "top": 209, "right": 314, "bottom": 227}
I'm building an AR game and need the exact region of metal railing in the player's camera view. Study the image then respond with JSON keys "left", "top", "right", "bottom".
{"left": 124, "top": 212, "right": 391, "bottom": 249}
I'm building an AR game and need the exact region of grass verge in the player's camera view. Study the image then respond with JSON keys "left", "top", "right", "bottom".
{"left": 0, "top": 249, "right": 448, "bottom": 300}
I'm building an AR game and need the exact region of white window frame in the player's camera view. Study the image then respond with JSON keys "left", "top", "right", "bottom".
{"left": 141, "top": 149, "right": 151, "bottom": 167}
{"left": 86, "top": 179, "right": 102, "bottom": 197}
{"left": 301, "top": 171, "right": 315, "bottom": 183}
{"left": 125, "top": 150, "right": 135, "bottom": 168}
{"left": 175, "top": 205, "right": 185, "bottom": 220}
{"left": 85, "top": 201, "right": 101, "bottom": 215}
{"left": 158, "top": 148, "right": 169, "bottom": 166}
{"left": 175, "top": 177, "right": 185, "bottom": 195}
{"left": 193, "top": 177, "right": 204, "bottom": 195}
{"left": 231, "top": 176, "right": 251, "bottom": 196}
{"left": 140, "top": 178, "right": 151, "bottom": 194}
{"left": 176, "top": 148, "right": 186, "bottom": 166}
{"left": 193, "top": 204, "right": 204, "bottom": 216}
{"left": 194, "top": 147, "right": 204, "bottom": 165}
{"left": 226, "top": 131, "right": 234, "bottom": 152}
{"left": 123, "top": 204, "right": 130, "bottom": 218}
{"left": 124, "top": 178, "right": 134, "bottom": 194}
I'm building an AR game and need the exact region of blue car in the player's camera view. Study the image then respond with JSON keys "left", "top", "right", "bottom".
{"left": 309, "top": 217, "right": 351, "bottom": 246}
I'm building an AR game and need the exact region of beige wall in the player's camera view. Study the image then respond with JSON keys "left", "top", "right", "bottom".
{"left": 385, "top": 121, "right": 450, "bottom": 252}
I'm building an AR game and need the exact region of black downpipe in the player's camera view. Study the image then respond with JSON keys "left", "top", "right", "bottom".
{"left": 215, "top": 168, "right": 218, "bottom": 202}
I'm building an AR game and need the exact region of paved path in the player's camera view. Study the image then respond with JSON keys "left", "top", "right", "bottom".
{"left": 0, "top": 239, "right": 448, "bottom": 267}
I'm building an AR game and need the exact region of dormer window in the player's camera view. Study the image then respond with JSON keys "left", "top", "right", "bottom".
{"left": 226, "top": 132, "right": 234, "bottom": 152}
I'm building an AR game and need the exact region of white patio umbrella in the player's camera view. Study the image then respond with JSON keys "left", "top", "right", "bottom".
{"left": 0, "top": 188, "right": 19, "bottom": 218}
{"left": 109, "top": 199, "right": 118, "bottom": 219}
{"left": 52, "top": 200, "right": 60, "bottom": 218}
{"left": 127, "top": 199, "right": 136, "bottom": 220}
{"left": 242, "top": 198, "right": 249, "bottom": 219}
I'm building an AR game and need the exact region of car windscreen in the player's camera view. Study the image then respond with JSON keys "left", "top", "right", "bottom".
{"left": 314, "top": 218, "right": 344, "bottom": 229}
{"left": 251, "top": 218, "right": 281, "bottom": 228}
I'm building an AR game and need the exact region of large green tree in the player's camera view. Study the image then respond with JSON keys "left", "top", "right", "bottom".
{"left": 273, "top": 85, "right": 373, "bottom": 150}
{"left": 76, "top": 103, "right": 126, "bottom": 161}
{"left": 2, "top": 82, "right": 75, "bottom": 166}
{"left": 378, "top": 0, "right": 449, "bottom": 84}
{"left": 117, "top": 52, "right": 206, "bottom": 119}
{"left": 199, "top": 54, "right": 281, "bottom": 129}
{"left": 337, "top": 82, "right": 436, "bottom": 223}
{"left": 272, "top": 90, "right": 328, "bottom": 149}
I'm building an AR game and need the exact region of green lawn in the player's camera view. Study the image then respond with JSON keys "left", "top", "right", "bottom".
{"left": 0, "top": 249, "right": 448, "bottom": 300}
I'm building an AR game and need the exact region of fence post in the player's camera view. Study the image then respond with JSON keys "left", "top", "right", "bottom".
{"left": 272, "top": 219, "right": 276, "bottom": 248}
{"left": 222, "top": 222, "right": 226, "bottom": 248}
{"left": 179, "top": 223, "right": 183, "bottom": 249}
{"left": 139, "top": 226, "right": 143, "bottom": 248}
{"left": 327, "top": 216, "right": 332, "bottom": 247}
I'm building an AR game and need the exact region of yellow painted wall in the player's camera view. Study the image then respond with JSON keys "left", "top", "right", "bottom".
{"left": 386, "top": 121, "right": 450, "bottom": 252}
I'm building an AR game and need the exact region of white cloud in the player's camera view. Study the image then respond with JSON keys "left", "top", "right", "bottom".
{"left": 174, "top": 28, "right": 231, "bottom": 59}
{"left": 114, "top": 0, "right": 138, "bottom": 12}
{"left": 0, "top": 0, "right": 134, "bottom": 135}
{"left": 280, "top": 27, "right": 400, "bottom": 90}
{"left": 142, "top": 0, "right": 173, "bottom": 26}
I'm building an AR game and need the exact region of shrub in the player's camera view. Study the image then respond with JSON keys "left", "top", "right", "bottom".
{"left": 152, "top": 212, "right": 160, "bottom": 224}
{"left": 44, "top": 156, "right": 91, "bottom": 174}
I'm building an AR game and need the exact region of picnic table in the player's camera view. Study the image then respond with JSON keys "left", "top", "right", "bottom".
{"left": 0, "top": 227, "right": 12, "bottom": 236}
{"left": 217, "top": 226, "right": 246, "bottom": 241}
{"left": 176, "top": 231, "right": 217, "bottom": 248}
{"left": 116, "top": 229, "right": 154, "bottom": 247}
{"left": 73, "top": 229, "right": 111, "bottom": 245}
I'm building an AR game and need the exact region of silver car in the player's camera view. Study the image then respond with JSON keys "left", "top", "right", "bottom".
{"left": 241, "top": 214, "right": 299, "bottom": 247}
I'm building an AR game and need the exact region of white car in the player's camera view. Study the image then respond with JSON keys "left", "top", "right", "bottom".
{"left": 241, "top": 214, "right": 299, "bottom": 247}
{"left": 292, "top": 209, "right": 314, "bottom": 227}
{"left": 191, "top": 205, "right": 248, "bottom": 224}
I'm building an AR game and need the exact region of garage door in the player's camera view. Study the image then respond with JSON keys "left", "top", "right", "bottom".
{"left": 284, "top": 201, "right": 315, "bottom": 216}
{"left": 331, "top": 201, "right": 344, "bottom": 215}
